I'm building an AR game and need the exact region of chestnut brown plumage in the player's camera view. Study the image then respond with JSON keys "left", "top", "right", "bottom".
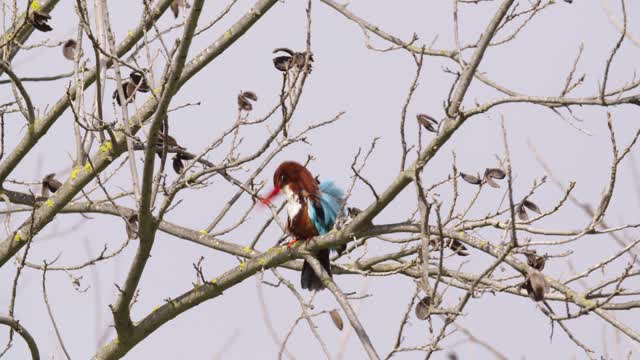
{"left": 264, "top": 161, "right": 344, "bottom": 291}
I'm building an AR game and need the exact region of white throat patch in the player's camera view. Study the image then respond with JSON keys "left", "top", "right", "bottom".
{"left": 283, "top": 185, "right": 302, "bottom": 219}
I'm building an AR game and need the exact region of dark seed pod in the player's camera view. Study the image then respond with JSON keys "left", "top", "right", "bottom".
{"left": 28, "top": 10, "right": 52, "bottom": 32}
{"left": 329, "top": 309, "right": 344, "bottom": 331}
{"left": 524, "top": 269, "right": 548, "bottom": 301}
{"left": 291, "top": 51, "right": 314, "bottom": 72}
{"left": 177, "top": 152, "right": 195, "bottom": 161}
{"left": 417, "top": 113, "right": 437, "bottom": 125}
{"left": 170, "top": 0, "right": 190, "bottom": 18}
{"left": 273, "top": 47, "right": 295, "bottom": 56}
{"left": 62, "top": 39, "right": 78, "bottom": 60}
{"left": 241, "top": 91, "right": 258, "bottom": 101}
{"left": 347, "top": 207, "right": 362, "bottom": 218}
{"left": 450, "top": 239, "right": 469, "bottom": 256}
{"left": 416, "top": 114, "right": 437, "bottom": 132}
{"left": 125, "top": 214, "right": 139, "bottom": 239}
{"left": 522, "top": 199, "right": 541, "bottom": 214}
{"left": 113, "top": 81, "right": 137, "bottom": 106}
{"left": 157, "top": 133, "right": 181, "bottom": 148}
{"left": 172, "top": 155, "right": 184, "bottom": 174}
{"left": 237, "top": 94, "right": 253, "bottom": 111}
{"left": 156, "top": 133, "right": 185, "bottom": 159}
{"left": 484, "top": 168, "right": 506, "bottom": 180}
{"left": 415, "top": 296, "right": 431, "bottom": 320}
{"left": 484, "top": 176, "right": 500, "bottom": 188}
{"left": 41, "top": 173, "right": 62, "bottom": 197}
{"left": 460, "top": 173, "right": 481, "bottom": 185}
{"left": 273, "top": 56, "right": 292, "bottom": 72}
{"left": 516, "top": 203, "right": 529, "bottom": 221}
{"left": 335, "top": 244, "right": 347, "bottom": 256}
{"left": 447, "top": 353, "right": 459, "bottom": 360}
{"left": 130, "top": 71, "right": 151, "bottom": 93}
{"left": 525, "top": 252, "right": 546, "bottom": 271}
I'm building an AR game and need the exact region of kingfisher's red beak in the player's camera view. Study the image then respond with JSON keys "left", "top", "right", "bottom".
{"left": 260, "top": 186, "right": 281, "bottom": 206}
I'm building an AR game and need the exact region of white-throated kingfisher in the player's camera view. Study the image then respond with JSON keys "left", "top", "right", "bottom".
{"left": 262, "top": 161, "right": 345, "bottom": 291}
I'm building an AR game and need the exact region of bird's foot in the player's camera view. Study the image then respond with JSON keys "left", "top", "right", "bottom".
{"left": 287, "top": 238, "right": 299, "bottom": 249}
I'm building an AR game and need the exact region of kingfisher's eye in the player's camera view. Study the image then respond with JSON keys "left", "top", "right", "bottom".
{"left": 279, "top": 174, "right": 286, "bottom": 184}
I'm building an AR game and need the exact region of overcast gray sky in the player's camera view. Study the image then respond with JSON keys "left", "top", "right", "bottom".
{"left": 1, "top": 0, "right": 640, "bottom": 359}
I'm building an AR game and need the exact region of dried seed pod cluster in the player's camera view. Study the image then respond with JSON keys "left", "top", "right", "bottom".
{"left": 154, "top": 131, "right": 195, "bottom": 175}
{"left": 62, "top": 39, "right": 78, "bottom": 60}
{"left": 520, "top": 250, "right": 549, "bottom": 301}
{"left": 516, "top": 198, "right": 541, "bottom": 221}
{"left": 272, "top": 48, "right": 314, "bottom": 73}
{"left": 125, "top": 214, "right": 138, "bottom": 239}
{"left": 459, "top": 167, "right": 506, "bottom": 188}
{"left": 237, "top": 91, "right": 258, "bottom": 111}
{"left": 347, "top": 207, "right": 362, "bottom": 218}
{"left": 156, "top": 132, "right": 185, "bottom": 158}
{"left": 113, "top": 81, "right": 137, "bottom": 106}
{"left": 129, "top": 71, "right": 151, "bottom": 93}
{"left": 113, "top": 71, "right": 151, "bottom": 106}
{"left": 28, "top": 9, "right": 52, "bottom": 32}
{"left": 429, "top": 237, "right": 469, "bottom": 256}
{"left": 329, "top": 309, "right": 344, "bottom": 331}
{"left": 522, "top": 269, "right": 549, "bottom": 302}
{"left": 41, "top": 173, "right": 62, "bottom": 197}
{"left": 524, "top": 250, "right": 546, "bottom": 271}
{"left": 416, "top": 113, "right": 438, "bottom": 133}
{"left": 170, "top": 0, "right": 190, "bottom": 18}
{"left": 172, "top": 152, "right": 195, "bottom": 174}
{"left": 414, "top": 296, "right": 432, "bottom": 320}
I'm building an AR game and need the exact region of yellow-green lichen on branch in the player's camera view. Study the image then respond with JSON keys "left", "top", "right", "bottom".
{"left": 70, "top": 166, "right": 82, "bottom": 180}
{"left": 99, "top": 141, "right": 113, "bottom": 153}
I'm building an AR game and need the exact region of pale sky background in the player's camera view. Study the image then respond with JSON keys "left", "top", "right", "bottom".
{"left": 1, "top": 0, "right": 640, "bottom": 359}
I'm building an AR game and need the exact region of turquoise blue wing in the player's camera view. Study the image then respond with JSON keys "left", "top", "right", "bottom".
{"left": 308, "top": 181, "right": 344, "bottom": 235}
